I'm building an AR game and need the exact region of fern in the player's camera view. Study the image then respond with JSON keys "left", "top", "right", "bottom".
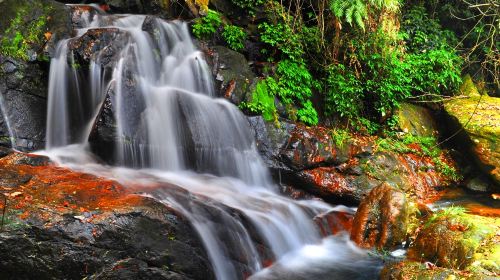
{"left": 330, "top": 0, "right": 368, "bottom": 30}
{"left": 330, "top": 0, "right": 401, "bottom": 31}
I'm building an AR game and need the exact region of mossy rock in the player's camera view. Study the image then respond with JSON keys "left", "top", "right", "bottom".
{"left": 0, "top": 0, "right": 71, "bottom": 61}
{"left": 444, "top": 94, "right": 500, "bottom": 184}
{"left": 409, "top": 207, "right": 499, "bottom": 272}
{"left": 380, "top": 261, "right": 497, "bottom": 280}
{"left": 396, "top": 103, "right": 438, "bottom": 137}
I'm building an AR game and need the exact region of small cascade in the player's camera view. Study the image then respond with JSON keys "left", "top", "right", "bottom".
{"left": 0, "top": 90, "right": 17, "bottom": 148}
{"left": 43, "top": 6, "right": 383, "bottom": 279}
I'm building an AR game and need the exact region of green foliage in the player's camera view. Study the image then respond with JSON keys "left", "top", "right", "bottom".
{"left": 258, "top": 22, "right": 305, "bottom": 63}
{"left": 331, "top": 128, "right": 351, "bottom": 147}
{"left": 330, "top": 0, "right": 368, "bottom": 30}
{"left": 242, "top": 79, "right": 277, "bottom": 122}
{"left": 0, "top": 6, "right": 52, "bottom": 61}
{"left": 325, "top": 64, "right": 363, "bottom": 120}
{"left": 222, "top": 25, "right": 247, "bottom": 51}
{"left": 230, "top": 0, "right": 266, "bottom": 14}
{"left": 192, "top": 9, "right": 222, "bottom": 39}
{"left": 267, "top": 60, "right": 319, "bottom": 125}
{"left": 330, "top": 0, "right": 401, "bottom": 31}
{"left": 401, "top": 6, "right": 458, "bottom": 53}
{"left": 405, "top": 49, "right": 462, "bottom": 96}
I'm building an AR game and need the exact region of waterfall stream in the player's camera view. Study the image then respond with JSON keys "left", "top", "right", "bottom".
{"left": 41, "top": 7, "right": 382, "bottom": 279}
{"left": 0, "top": 90, "right": 17, "bottom": 149}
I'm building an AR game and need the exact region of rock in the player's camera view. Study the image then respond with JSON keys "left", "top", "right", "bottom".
{"left": 396, "top": 103, "right": 438, "bottom": 137}
{"left": 466, "top": 176, "right": 493, "bottom": 192}
{"left": 314, "top": 209, "right": 354, "bottom": 236}
{"left": 409, "top": 208, "right": 499, "bottom": 271}
{"left": 444, "top": 93, "right": 500, "bottom": 188}
{"left": 280, "top": 124, "right": 353, "bottom": 170}
{"left": 248, "top": 117, "right": 451, "bottom": 205}
{"left": 68, "top": 27, "right": 125, "bottom": 66}
{"left": 0, "top": 0, "right": 72, "bottom": 151}
{"left": 0, "top": 151, "right": 215, "bottom": 280}
{"left": 208, "top": 46, "right": 257, "bottom": 105}
{"left": 380, "top": 261, "right": 497, "bottom": 280}
{"left": 104, "top": 0, "right": 198, "bottom": 19}
{"left": 350, "top": 183, "right": 412, "bottom": 249}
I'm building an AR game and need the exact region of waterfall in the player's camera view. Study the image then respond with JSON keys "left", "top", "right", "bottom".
{"left": 42, "top": 8, "right": 382, "bottom": 280}
{"left": 0, "top": 90, "right": 17, "bottom": 149}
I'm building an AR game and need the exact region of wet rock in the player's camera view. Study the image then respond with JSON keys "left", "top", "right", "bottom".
{"left": 466, "top": 176, "right": 493, "bottom": 192}
{"left": 409, "top": 208, "right": 499, "bottom": 271}
{"left": 248, "top": 117, "right": 450, "bottom": 205}
{"left": 396, "top": 103, "right": 438, "bottom": 137}
{"left": 0, "top": 0, "right": 72, "bottom": 151}
{"left": 209, "top": 46, "right": 257, "bottom": 105}
{"left": 10, "top": 153, "right": 51, "bottom": 166}
{"left": 104, "top": 0, "right": 196, "bottom": 19}
{"left": 280, "top": 124, "right": 354, "bottom": 170}
{"left": 350, "top": 183, "right": 412, "bottom": 249}
{"left": 68, "top": 27, "right": 125, "bottom": 66}
{"left": 0, "top": 154, "right": 215, "bottom": 280}
{"left": 314, "top": 209, "right": 354, "bottom": 236}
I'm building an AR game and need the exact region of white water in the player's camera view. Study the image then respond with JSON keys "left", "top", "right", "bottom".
{"left": 42, "top": 8, "right": 382, "bottom": 279}
{"left": 0, "top": 90, "right": 17, "bottom": 148}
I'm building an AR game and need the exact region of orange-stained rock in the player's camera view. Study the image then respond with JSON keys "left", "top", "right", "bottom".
{"left": 350, "top": 183, "right": 412, "bottom": 249}
{"left": 314, "top": 210, "right": 354, "bottom": 236}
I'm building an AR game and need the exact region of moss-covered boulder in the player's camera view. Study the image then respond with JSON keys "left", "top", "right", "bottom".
{"left": 396, "top": 103, "right": 438, "bottom": 137}
{"left": 444, "top": 86, "right": 500, "bottom": 186}
{"left": 380, "top": 261, "right": 497, "bottom": 280}
{"left": 350, "top": 183, "right": 415, "bottom": 249}
{"left": 409, "top": 207, "right": 499, "bottom": 272}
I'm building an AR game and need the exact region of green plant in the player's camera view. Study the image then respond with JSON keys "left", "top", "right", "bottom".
{"left": 269, "top": 60, "right": 319, "bottom": 125}
{"left": 241, "top": 79, "right": 277, "bottom": 122}
{"left": 222, "top": 25, "right": 247, "bottom": 51}
{"left": 259, "top": 22, "right": 305, "bottom": 63}
{"left": 191, "top": 9, "right": 222, "bottom": 39}
{"left": 331, "top": 128, "right": 351, "bottom": 147}
{"left": 0, "top": 5, "right": 52, "bottom": 61}
{"left": 230, "top": 0, "right": 266, "bottom": 15}
{"left": 325, "top": 63, "right": 363, "bottom": 120}
{"left": 330, "top": 0, "right": 401, "bottom": 31}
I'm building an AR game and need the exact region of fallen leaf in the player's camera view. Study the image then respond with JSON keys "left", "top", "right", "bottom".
{"left": 10, "top": 191, "right": 23, "bottom": 198}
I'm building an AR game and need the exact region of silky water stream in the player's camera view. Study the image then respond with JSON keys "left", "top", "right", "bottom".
{"left": 39, "top": 7, "right": 383, "bottom": 279}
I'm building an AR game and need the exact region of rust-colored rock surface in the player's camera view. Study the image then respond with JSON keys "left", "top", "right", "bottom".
{"left": 350, "top": 183, "right": 411, "bottom": 249}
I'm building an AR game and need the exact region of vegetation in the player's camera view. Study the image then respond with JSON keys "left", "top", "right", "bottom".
{"left": 0, "top": 5, "right": 52, "bottom": 61}
{"left": 222, "top": 25, "right": 247, "bottom": 51}
{"left": 192, "top": 9, "right": 222, "bottom": 39}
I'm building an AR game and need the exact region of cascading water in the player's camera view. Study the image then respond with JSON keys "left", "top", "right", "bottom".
{"left": 42, "top": 6, "right": 382, "bottom": 279}
{"left": 0, "top": 90, "right": 17, "bottom": 149}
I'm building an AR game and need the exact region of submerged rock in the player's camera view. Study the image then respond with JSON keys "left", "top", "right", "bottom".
{"left": 350, "top": 183, "right": 412, "bottom": 249}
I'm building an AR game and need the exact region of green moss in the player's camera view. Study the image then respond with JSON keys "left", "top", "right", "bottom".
{"left": 0, "top": 4, "right": 53, "bottom": 61}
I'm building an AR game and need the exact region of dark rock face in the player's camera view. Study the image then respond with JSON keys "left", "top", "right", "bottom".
{"left": 0, "top": 206, "right": 213, "bottom": 280}
{"left": 104, "top": 0, "right": 195, "bottom": 19}
{"left": 349, "top": 183, "right": 411, "bottom": 249}
{"left": 0, "top": 152, "right": 215, "bottom": 280}
{"left": 207, "top": 46, "right": 257, "bottom": 105}
{"left": 0, "top": 0, "right": 72, "bottom": 151}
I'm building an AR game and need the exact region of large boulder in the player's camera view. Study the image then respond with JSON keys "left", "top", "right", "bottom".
{"left": 0, "top": 151, "right": 215, "bottom": 279}
{"left": 350, "top": 183, "right": 413, "bottom": 249}
{"left": 444, "top": 93, "right": 500, "bottom": 188}
{"left": 408, "top": 208, "right": 499, "bottom": 271}
{"left": 0, "top": 0, "right": 72, "bottom": 150}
